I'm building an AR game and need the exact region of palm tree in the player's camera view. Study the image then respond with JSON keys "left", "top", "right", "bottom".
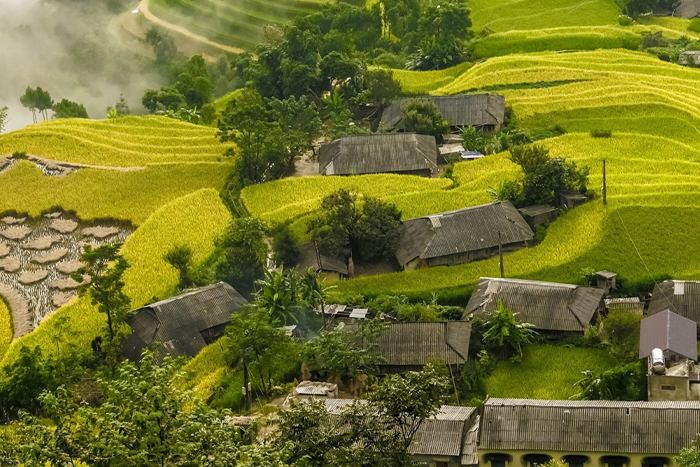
{"left": 253, "top": 267, "right": 300, "bottom": 325}
{"left": 300, "top": 268, "right": 336, "bottom": 329}
{"left": 482, "top": 299, "right": 538, "bottom": 358}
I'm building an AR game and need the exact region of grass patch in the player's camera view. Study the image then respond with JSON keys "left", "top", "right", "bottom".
{"left": 0, "top": 298, "right": 12, "bottom": 358}
{"left": 0, "top": 189, "right": 232, "bottom": 367}
{"left": 178, "top": 336, "right": 230, "bottom": 400}
{"left": 485, "top": 344, "right": 617, "bottom": 400}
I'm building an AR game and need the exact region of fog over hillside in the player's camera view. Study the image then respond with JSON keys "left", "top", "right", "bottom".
{"left": 0, "top": 0, "right": 162, "bottom": 132}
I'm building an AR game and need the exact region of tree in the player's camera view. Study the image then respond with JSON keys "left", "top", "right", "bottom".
{"left": 272, "top": 225, "right": 300, "bottom": 267}
{"left": 319, "top": 52, "right": 362, "bottom": 93}
{"left": 482, "top": 299, "right": 538, "bottom": 358}
{"left": 508, "top": 144, "right": 590, "bottom": 206}
{"left": 215, "top": 217, "right": 268, "bottom": 297}
{"left": 52, "top": 99, "right": 89, "bottom": 119}
{"left": 601, "top": 309, "right": 641, "bottom": 363}
{"left": 677, "top": 435, "right": 700, "bottom": 467}
{"left": 300, "top": 268, "right": 335, "bottom": 328}
{"left": 176, "top": 55, "right": 215, "bottom": 108}
{"left": 20, "top": 87, "right": 38, "bottom": 123}
{"left": 358, "top": 69, "right": 402, "bottom": 112}
{"left": 226, "top": 306, "right": 299, "bottom": 401}
{"left": 73, "top": 244, "right": 130, "bottom": 346}
{"left": 308, "top": 189, "right": 402, "bottom": 262}
{"left": 268, "top": 95, "right": 322, "bottom": 173}
{"left": 35, "top": 87, "right": 54, "bottom": 121}
{"left": 142, "top": 86, "right": 186, "bottom": 113}
{"left": 401, "top": 100, "right": 450, "bottom": 143}
{"left": 0, "top": 352, "right": 263, "bottom": 467}
{"left": 145, "top": 26, "right": 178, "bottom": 63}
{"left": 164, "top": 244, "right": 194, "bottom": 290}
{"left": 573, "top": 361, "right": 647, "bottom": 400}
{"left": 625, "top": 0, "right": 659, "bottom": 17}
{"left": 254, "top": 268, "right": 305, "bottom": 325}
{"left": 0, "top": 106, "right": 7, "bottom": 134}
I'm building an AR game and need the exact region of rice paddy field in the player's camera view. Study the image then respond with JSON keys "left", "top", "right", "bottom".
{"left": 485, "top": 345, "right": 617, "bottom": 400}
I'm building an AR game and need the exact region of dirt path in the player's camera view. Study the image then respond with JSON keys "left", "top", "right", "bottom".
{"left": 138, "top": 0, "right": 245, "bottom": 55}
{"left": 0, "top": 284, "right": 31, "bottom": 339}
{"left": 1, "top": 154, "right": 146, "bottom": 173}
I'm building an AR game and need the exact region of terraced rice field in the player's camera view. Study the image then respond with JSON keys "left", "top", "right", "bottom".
{"left": 147, "top": 0, "right": 325, "bottom": 51}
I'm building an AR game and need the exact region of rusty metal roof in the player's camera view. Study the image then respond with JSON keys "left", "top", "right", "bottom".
{"left": 639, "top": 309, "right": 698, "bottom": 360}
{"left": 465, "top": 277, "right": 604, "bottom": 332}
{"left": 395, "top": 201, "right": 533, "bottom": 267}
{"left": 481, "top": 398, "right": 700, "bottom": 454}
{"left": 319, "top": 133, "right": 438, "bottom": 175}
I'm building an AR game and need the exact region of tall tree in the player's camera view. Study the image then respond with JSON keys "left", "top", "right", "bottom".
{"left": 73, "top": 244, "right": 130, "bottom": 348}
{"left": 215, "top": 217, "right": 268, "bottom": 297}
{"left": 268, "top": 95, "right": 322, "bottom": 173}
{"left": 0, "top": 106, "right": 7, "bottom": 134}
{"left": 401, "top": 100, "right": 450, "bottom": 143}
{"left": 164, "top": 244, "right": 194, "bottom": 290}
{"left": 35, "top": 87, "right": 54, "bottom": 121}
{"left": 52, "top": 99, "right": 89, "bottom": 119}
{"left": 145, "top": 26, "right": 179, "bottom": 63}
{"left": 19, "top": 87, "right": 38, "bottom": 123}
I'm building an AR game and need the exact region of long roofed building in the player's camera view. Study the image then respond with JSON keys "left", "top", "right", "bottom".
{"left": 122, "top": 282, "right": 247, "bottom": 363}
{"left": 648, "top": 280, "right": 700, "bottom": 327}
{"left": 396, "top": 201, "right": 534, "bottom": 270}
{"left": 464, "top": 277, "right": 605, "bottom": 334}
{"left": 319, "top": 133, "right": 439, "bottom": 177}
{"left": 380, "top": 94, "right": 506, "bottom": 132}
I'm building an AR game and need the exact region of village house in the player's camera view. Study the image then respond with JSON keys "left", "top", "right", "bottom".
{"left": 380, "top": 94, "right": 506, "bottom": 133}
{"left": 323, "top": 399, "right": 480, "bottom": 467}
{"left": 672, "top": 0, "right": 700, "bottom": 18}
{"left": 395, "top": 201, "right": 534, "bottom": 271}
{"left": 464, "top": 277, "right": 605, "bottom": 336}
{"left": 479, "top": 398, "right": 700, "bottom": 467}
{"left": 640, "top": 309, "right": 700, "bottom": 401}
{"left": 122, "top": 282, "right": 247, "bottom": 363}
{"left": 517, "top": 205, "right": 559, "bottom": 230}
{"left": 294, "top": 241, "right": 348, "bottom": 280}
{"left": 318, "top": 133, "right": 440, "bottom": 177}
{"left": 679, "top": 50, "right": 700, "bottom": 66}
{"left": 376, "top": 321, "right": 471, "bottom": 373}
{"left": 648, "top": 280, "right": 700, "bottom": 328}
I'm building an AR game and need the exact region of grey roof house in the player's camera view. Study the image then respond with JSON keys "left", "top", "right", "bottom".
{"left": 479, "top": 398, "right": 700, "bottom": 467}
{"left": 122, "top": 282, "right": 247, "bottom": 363}
{"left": 640, "top": 309, "right": 698, "bottom": 361}
{"left": 464, "top": 277, "right": 605, "bottom": 334}
{"left": 380, "top": 94, "right": 506, "bottom": 132}
{"left": 318, "top": 133, "right": 439, "bottom": 177}
{"left": 323, "top": 399, "right": 480, "bottom": 467}
{"left": 295, "top": 241, "right": 348, "bottom": 280}
{"left": 377, "top": 321, "right": 471, "bottom": 372}
{"left": 648, "top": 280, "right": 700, "bottom": 327}
{"left": 674, "top": 0, "right": 700, "bottom": 18}
{"left": 395, "top": 201, "right": 534, "bottom": 270}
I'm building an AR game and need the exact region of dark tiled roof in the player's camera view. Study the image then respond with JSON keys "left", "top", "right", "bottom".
{"left": 648, "top": 280, "right": 700, "bottom": 324}
{"left": 465, "top": 277, "right": 604, "bottom": 332}
{"left": 378, "top": 321, "right": 471, "bottom": 366}
{"left": 639, "top": 309, "right": 698, "bottom": 360}
{"left": 296, "top": 241, "right": 348, "bottom": 276}
{"left": 380, "top": 94, "right": 506, "bottom": 131}
{"left": 395, "top": 201, "right": 533, "bottom": 267}
{"left": 481, "top": 398, "right": 700, "bottom": 454}
{"left": 122, "top": 282, "right": 247, "bottom": 362}
{"left": 319, "top": 133, "right": 438, "bottom": 175}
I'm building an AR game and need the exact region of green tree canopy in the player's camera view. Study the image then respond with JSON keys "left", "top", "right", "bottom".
{"left": 52, "top": 99, "right": 89, "bottom": 119}
{"left": 483, "top": 299, "right": 538, "bottom": 358}
{"left": 164, "top": 244, "right": 194, "bottom": 291}
{"left": 401, "top": 100, "right": 450, "bottom": 143}
{"left": 215, "top": 217, "right": 268, "bottom": 297}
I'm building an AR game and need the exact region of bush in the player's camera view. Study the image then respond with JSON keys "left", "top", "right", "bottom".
{"left": 690, "top": 18, "right": 700, "bottom": 34}
{"left": 590, "top": 129, "right": 613, "bottom": 138}
{"left": 601, "top": 309, "right": 641, "bottom": 363}
{"left": 272, "top": 225, "right": 300, "bottom": 267}
{"left": 618, "top": 15, "right": 634, "bottom": 26}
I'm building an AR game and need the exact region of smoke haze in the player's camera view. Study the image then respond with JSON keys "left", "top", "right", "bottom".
{"left": 0, "top": 0, "right": 162, "bottom": 132}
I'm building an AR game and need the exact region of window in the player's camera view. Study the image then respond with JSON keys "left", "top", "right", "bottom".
{"left": 435, "top": 462, "right": 449, "bottom": 467}
{"left": 661, "top": 385, "right": 676, "bottom": 391}
{"left": 601, "top": 455, "right": 630, "bottom": 467}
{"left": 485, "top": 453, "right": 511, "bottom": 467}
{"left": 563, "top": 455, "right": 589, "bottom": 467}
{"left": 523, "top": 454, "right": 552, "bottom": 467}
{"left": 642, "top": 456, "right": 671, "bottom": 467}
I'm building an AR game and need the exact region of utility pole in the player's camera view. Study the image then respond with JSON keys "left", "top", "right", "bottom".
{"left": 498, "top": 230, "right": 504, "bottom": 278}
{"left": 602, "top": 159, "right": 607, "bottom": 206}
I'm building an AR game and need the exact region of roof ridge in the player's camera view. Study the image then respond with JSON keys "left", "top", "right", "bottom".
{"left": 482, "top": 277, "right": 580, "bottom": 289}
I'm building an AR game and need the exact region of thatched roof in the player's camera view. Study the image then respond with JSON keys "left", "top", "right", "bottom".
{"left": 378, "top": 321, "right": 471, "bottom": 366}
{"left": 640, "top": 309, "right": 698, "bottom": 360}
{"left": 296, "top": 241, "right": 348, "bottom": 276}
{"left": 319, "top": 133, "right": 439, "bottom": 175}
{"left": 122, "top": 282, "right": 247, "bottom": 363}
{"left": 380, "top": 94, "right": 505, "bottom": 132}
{"left": 465, "top": 277, "right": 604, "bottom": 332}
{"left": 395, "top": 201, "right": 533, "bottom": 267}
{"left": 648, "top": 280, "right": 700, "bottom": 325}
{"left": 481, "top": 398, "right": 700, "bottom": 454}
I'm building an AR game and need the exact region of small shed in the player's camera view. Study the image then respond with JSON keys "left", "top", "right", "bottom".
{"left": 319, "top": 133, "right": 439, "bottom": 177}
{"left": 377, "top": 321, "right": 471, "bottom": 373}
{"left": 460, "top": 150, "right": 485, "bottom": 161}
{"left": 380, "top": 94, "right": 506, "bottom": 132}
{"left": 295, "top": 241, "right": 348, "bottom": 280}
{"left": 517, "top": 205, "right": 559, "bottom": 229}
{"left": 395, "top": 201, "right": 534, "bottom": 270}
{"left": 122, "top": 282, "right": 247, "bottom": 363}
{"left": 293, "top": 381, "right": 339, "bottom": 399}
{"left": 679, "top": 50, "right": 700, "bottom": 66}
{"left": 605, "top": 297, "right": 645, "bottom": 315}
{"left": 557, "top": 190, "right": 587, "bottom": 209}
{"left": 595, "top": 270, "right": 618, "bottom": 294}
{"left": 440, "top": 142, "right": 467, "bottom": 163}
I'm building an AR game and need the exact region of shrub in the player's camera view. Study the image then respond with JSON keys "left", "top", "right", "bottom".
{"left": 272, "top": 225, "right": 300, "bottom": 267}
{"left": 401, "top": 100, "right": 450, "bottom": 144}
{"left": 618, "top": 15, "right": 634, "bottom": 26}
{"left": 601, "top": 309, "right": 641, "bottom": 363}
{"left": 590, "top": 129, "right": 613, "bottom": 138}
{"left": 690, "top": 18, "right": 700, "bottom": 34}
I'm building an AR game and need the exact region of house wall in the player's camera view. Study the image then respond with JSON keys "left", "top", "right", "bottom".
{"left": 414, "top": 454, "right": 461, "bottom": 467}
{"left": 326, "top": 168, "right": 433, "bottom": 177}
{"left": 423, "top": 241, "right": 531, "bottom": 269}
{"left": 480, "top": 449, "right": 677, "bottom": 467}
{"left": 647, "top": 374, "right": 699, "bottom": 401}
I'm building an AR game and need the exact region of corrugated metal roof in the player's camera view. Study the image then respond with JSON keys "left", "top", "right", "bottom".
{"left": 461, "top": 416, "right": 480, "bottom": 466}
{"left": 639, "top": 309, "right": 698, "bottom": 360}
{"left": 675, "top": 0, "right": 700, "bottom": 18}
{"left": 319, "top": 133, "right": 438, "bottom": 175}
{"left": 378, "top": 321, "right": 471, "bottom": 366}
{"left": 123, "top": 282, "right": 247, "bottom": 362}
{"left": 380, "top": 94, "right": 506, "bottom": 132}
{"left": 481, "top": 398, "right": 700, "bottom": 454}
{"left": 649, "top": 280, "right": 700, "bottom": 325}
{"left": 465, "top": 277, "right": 604, "bottom": 332}
{"left": 295, "top": 241, "right": 348, "bottom": 275}
{"left": 395, "top": 201, "right": 534, "bottom": 267}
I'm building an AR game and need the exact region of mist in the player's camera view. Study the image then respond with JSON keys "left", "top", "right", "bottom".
{"left": 0, "top": 0, "right": 163, "bottom": 132}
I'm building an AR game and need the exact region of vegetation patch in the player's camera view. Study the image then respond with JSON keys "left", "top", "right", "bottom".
{"left": 0, "top": 298, "right": 12, "bottom": 358}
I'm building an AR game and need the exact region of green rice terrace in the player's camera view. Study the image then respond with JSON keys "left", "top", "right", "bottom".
{"left": 4, "top": 0, "right": 700, "bottom": 424}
